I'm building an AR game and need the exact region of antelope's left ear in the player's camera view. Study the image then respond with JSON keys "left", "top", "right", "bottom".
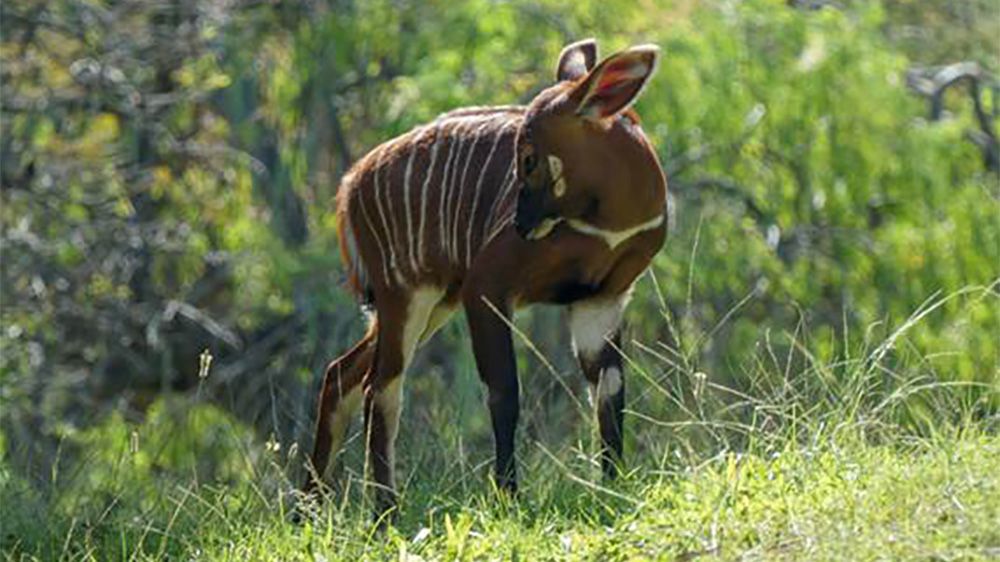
{"left": 555, "top": 38, "right": 598, "bottom": 81}
{"left": 571, "top": 44, "right": 660, "bottom": 121}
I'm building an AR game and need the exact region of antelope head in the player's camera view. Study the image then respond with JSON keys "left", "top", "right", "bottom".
{"left": 513, "top": 39, "right": 663, "bottom": 241}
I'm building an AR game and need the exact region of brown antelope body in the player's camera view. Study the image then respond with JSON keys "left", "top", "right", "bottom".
{"left": 305, "top": 39, "right": 666, "bottom": 514}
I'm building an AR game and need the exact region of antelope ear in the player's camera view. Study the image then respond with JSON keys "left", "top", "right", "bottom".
{"left": 555, "top": 38, "right": 598, "bottom": 82}
{"left": 571, "top": 44, "right": 660, "bottom": 121}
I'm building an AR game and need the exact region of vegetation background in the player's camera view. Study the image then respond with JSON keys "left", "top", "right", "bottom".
{"left": 1, "top": 0, "right": 998, "bottom": 559}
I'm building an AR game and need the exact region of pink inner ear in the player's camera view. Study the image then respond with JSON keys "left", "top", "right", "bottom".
{"left": 581, "top": 57, "right": 650, "bottom": 118}
{"left": 594, "top": 58, "right": 648, "bottom": 96}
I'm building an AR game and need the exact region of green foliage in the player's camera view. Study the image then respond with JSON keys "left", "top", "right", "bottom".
{"left": 1, "top": 0, "right": 998, "bottom": 557}
{"left": 633, "top": 0, "right": 999, "bottom": 398}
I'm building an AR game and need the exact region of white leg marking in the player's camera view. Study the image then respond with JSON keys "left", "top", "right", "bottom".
{"left": 568, "top": 294, "right": 631, "bottom": 363}
{"left": 323, "top": 385, "right": 362, "bottom": 481}
{"left": 374, "top": 377, "right": 403, "bottom": 468}
{"left": 466, "top": 121, "right": 511, "bottom": 266}
{"left": 401, "top": 286, "right": 445, "bottom": 367}
{"left": 597, "top": 366, "right": 622, "bottom": 400}
{"left": 417, "top": 126, "right": 443, "bottom": 269}
{"left": 418, "top": 302, "right": 456, "bottom": 346}
{"left": 374, "top": 286, "right": 444, "bottom": 472}
{"left": 586, "top": 367, "right": 623, "bottom": 406}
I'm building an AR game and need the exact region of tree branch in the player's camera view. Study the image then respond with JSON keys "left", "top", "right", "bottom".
{"left": 907, "top": 62, "right": 998, "bottom": 171}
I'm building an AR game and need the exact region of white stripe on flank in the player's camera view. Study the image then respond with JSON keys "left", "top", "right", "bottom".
{"left": 483, "top": 158, "right": 518, "bottom": 244}
{"left": 382, "top": 144, "right": 406, "bottom": 280}
{"left": 357, "top": 178, "right": 392, "bottom": 287}
{"left": 438, "top": 115, "right": 495, "bottom": 264}
{"left": 372, "top": 145, "right": 399, "bottom": 283}
{"left": 341, "top": 212, "right": 368, "bottom": 291}
{"left": 417, "top": 125, "right": 443, "bottom": 269}
{"left": 444, "top": 127, "right": 471, "bottom": 262}
{"left": 466, "top": 121, "right": 512, "bottom": 266}
{"left": 451, "top": 120, "right": 493, "bottom": 262}
{"left": 496, "top": 159, "right": 519, "bottom": 209}
{"left": 437, "top": 130, "right": 461, "bottom": 265}
{"left": 404, "top": 126, "right": 431, "bottom": 275}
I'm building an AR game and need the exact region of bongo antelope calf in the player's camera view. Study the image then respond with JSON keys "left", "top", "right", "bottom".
{"left": 305, "top": 39, "right": 667, "bottom": 515}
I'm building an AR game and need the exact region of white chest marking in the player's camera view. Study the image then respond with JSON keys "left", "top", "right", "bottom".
{"left": 565, "top": 212, "right": 664, "bottom": 250}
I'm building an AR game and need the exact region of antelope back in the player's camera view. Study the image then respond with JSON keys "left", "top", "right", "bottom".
{"left": 336, "top": 108, "right": 523, "bottom": 297}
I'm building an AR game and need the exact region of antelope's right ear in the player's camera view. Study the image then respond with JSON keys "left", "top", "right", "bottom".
{"left": 570, "top": 44, "right": 660, "bottom": 121}
{"left": 555, "top": 38, "right": 598, "bottom": 82}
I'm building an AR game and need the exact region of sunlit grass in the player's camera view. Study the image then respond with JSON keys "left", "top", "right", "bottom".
{"left": 3, "top": 426, "right": 997, "bottom": 560}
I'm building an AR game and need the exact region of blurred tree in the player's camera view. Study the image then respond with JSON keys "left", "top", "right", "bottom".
{"left": 1, "top": 0, "right": 996, "bottom": 488}
{"left": 1, "top": 0, "right": 311, "bottom": 482}
{"left": 636, "top": 0, "right": 997, "bottom": 405}
{"left": 881, "top": 0, "right": 999, "bottom": 73}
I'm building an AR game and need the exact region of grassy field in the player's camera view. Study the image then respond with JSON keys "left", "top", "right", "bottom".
{"left": 2, "top": 425, "right": 998, "bottom": 560}
{"left": 2, "top": 292, "right": 998, "bottom": 561}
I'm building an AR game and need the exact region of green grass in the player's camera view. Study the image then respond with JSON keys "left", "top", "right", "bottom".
{"left": 2, "top": 426, "right": 998, "bottom": 561}
{"left": 2, "top": 289, "right": 998, "bottom": 561}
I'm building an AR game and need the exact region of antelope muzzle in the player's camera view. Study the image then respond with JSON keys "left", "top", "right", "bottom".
{"left": 513, "top": 185, "right": 561, "bottom": 241}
